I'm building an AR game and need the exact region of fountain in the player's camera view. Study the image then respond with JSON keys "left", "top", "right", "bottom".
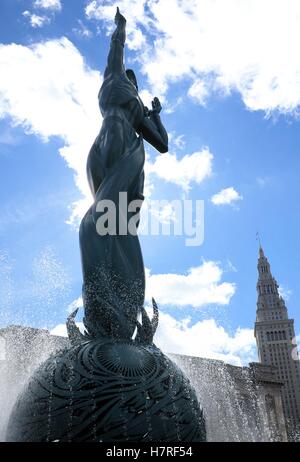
{"left": 4, "top": 8, "right": 206, "bottom": 442}
{"left": 0, "top": 325, "right": 285, "bottom": 442}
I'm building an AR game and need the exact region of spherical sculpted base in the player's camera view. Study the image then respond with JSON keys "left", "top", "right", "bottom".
{"left": 6, "top": 338, "right": 206, "bottom": 442}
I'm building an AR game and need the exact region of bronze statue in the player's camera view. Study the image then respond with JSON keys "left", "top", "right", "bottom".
{"left": 80, "top": 7, "right": 168, "bottom": 341}
{"left": 6, "top": 9, "right": 206, "bottom": 442}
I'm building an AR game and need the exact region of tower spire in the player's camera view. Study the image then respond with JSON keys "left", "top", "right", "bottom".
{"left": 254, "top": 244, "right": 300, "bottom": 439}
{"left": 256, "top": 244, "right": 280, "bottom": 301}
{"left": 256, "top": 231, "right": 264, "bottom": 257}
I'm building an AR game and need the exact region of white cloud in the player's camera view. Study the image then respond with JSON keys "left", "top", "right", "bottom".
{"left": 188, "top": 79, "right": 209, "bottom": 106}
{"left": 24, "top": 0, "right": 62, "bottom": 29}
{"left": 145, "top": 260, "right": 236, "bottom": 307}
{"left": 155, "top": 314, "right": 257, "bottom": 366}
{"left": 72, "top": 20, "right": 93, "bottom": 39}
{"left": 164, "top": 97, "right": 183, "bottom": 115}
{"left": 50, "top": 321, "right": 85, "bottom": 337}
{"left": 86, "top": 0, "right": 148, "bottom": 50}
{"left": 50, "top": 323, "right": 68, "bottom": 336}
{"left": 67, "top": 296, "right": 83, "bottom": 314}
{"left": 22, "top": 10, "right": 50, "bottom": 28}
{"left": 86, "top": 0, "right": 300, "bottom": 115}
{"left": 33, "top": 0, "right": 62, "bottom": 11}
{"left": 278, "top": 285, "right": 292, "bottom": 302}
{"left": 0, "top": 38, "right": 102, "bottom": 224}
{"left": 168, "top": 132, "right": 185, "bottom": 150}
{"left": 211, "top": 187, "right": 243, "bottom": 206}
{"left": 138, "top": 89, "right": 153, "bottom": 109}
{"left": 51, "top": 296, "right": 83, "bottom": 336}
{"left": 146, "top": 148, "right": 213, "bottom": 192}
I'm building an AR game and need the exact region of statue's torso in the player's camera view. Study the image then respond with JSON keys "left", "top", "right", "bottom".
{"left": 98, "top": 72, "right": 144, "bottom": 131}
{"left": 86, "top": 72, "right": 145, "bottom": 199}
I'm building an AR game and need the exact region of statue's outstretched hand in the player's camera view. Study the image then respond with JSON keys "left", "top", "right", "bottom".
{"left": 151, "top": 97, "right": 162, "bottom": 114}
{"left": 115, "top": 6, "right": 126, "bottom": 25}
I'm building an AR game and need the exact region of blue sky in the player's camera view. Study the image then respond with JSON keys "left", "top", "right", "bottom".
{"left": 1, "top": 0, "right": 300, "bottom": 366}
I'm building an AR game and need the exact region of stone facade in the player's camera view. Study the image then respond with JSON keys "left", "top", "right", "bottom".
{"left": 254, "top": 246, "right": 300, "bottom": 440}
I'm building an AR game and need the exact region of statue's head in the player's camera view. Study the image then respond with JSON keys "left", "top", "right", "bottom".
{"left": 126, "top": 69, "right": 138, "bottom": 91}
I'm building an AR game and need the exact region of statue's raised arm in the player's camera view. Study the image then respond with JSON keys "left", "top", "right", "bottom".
{"left": 104, "top": 7, "right": 126, "bottom": 78}
{"left": 138, "top": 96, "right": 168, "bottom": 153}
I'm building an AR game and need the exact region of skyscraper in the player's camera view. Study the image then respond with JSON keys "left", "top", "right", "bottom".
{"left": 255, "top": 245, "right": 300, "bottom": 440}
